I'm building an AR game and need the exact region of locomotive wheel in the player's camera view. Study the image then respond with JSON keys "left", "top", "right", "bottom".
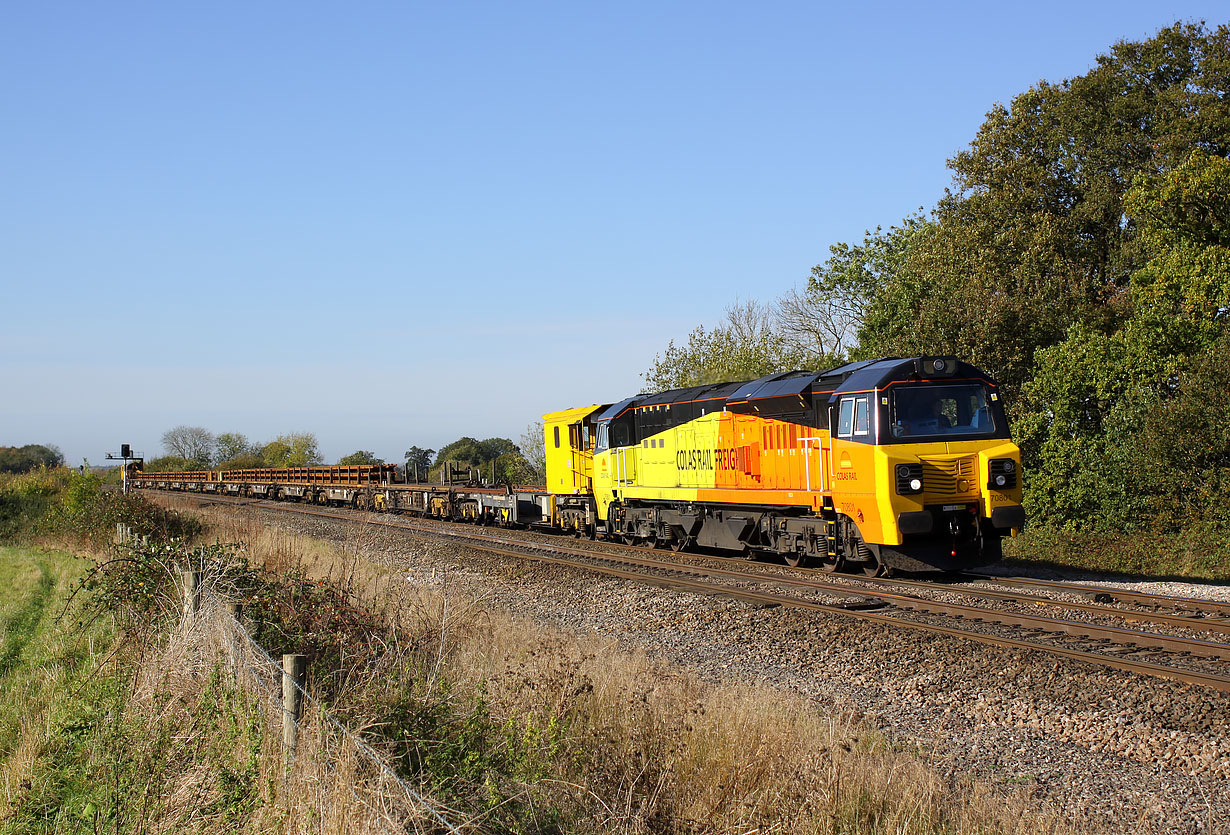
{"left": 849, "top": 532, "right": 881, "bottom": 576}
{"left": 668, "top": 536, "right": 688, "bottom": 552}
{"left": 818, "top": 554, "right": 846, "bottom": 573}
{"left": 623, "top": 535, "right": 638, "bottom": 546}
{"left": 783, "top": 552, "right": 808, "bottom": 568}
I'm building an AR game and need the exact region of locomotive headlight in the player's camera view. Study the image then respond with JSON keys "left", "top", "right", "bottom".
{"left": 988, "top": 458, "right": 1018, "bottom": 490}
{"left": 932, "top": 359, "right": 945, "bottom": 372}
{"left": 896, "top": 463, "right": 923, "bottom": 495}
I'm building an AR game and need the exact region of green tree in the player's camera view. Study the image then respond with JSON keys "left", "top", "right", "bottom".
{"left": 403, "top": 446, "right": 435, "bottom": 480}
{"left": 215, "top": 452, "right": 264, "bottom": 471}
{"left": 338, "top": 450, "right": 383, "bottom": 465}
{"left": 261, "top": 433, "right": 322, "bottom": 468}
{"left": 432, "top": 437, "right": 520, "bottom": 481}
{"left": 0, "top": 444, "right": 65, "bottom": 474}
{"left": 214, "top": 432, "right": 257, "bottom": 465}
{"left": 142, "top": 455, "right": 194, "bottom": 473}
{"left": 643, "top": 300, "right": 814, "bottom": 392}
{"left": 854, "top": 23, "right": 1230, "bottom": 400}
{"left": 797, "top": 215, "right": 930, "bottom": 362}
{"left": 1018, "top": 148, "right": 1230, "bottom": 532}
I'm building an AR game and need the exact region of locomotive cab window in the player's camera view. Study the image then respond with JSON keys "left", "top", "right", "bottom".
{"left": 853, "top": 396, "right": 871, "bottom": 436}
{"left": 836, "top": 398, "right": 854, "bottom": 437}
{"left": 890, "top": 384, "right": 997, "bottom": 439}
{"left": 554, "top": 426, "right": 561, "bottom": 448}
{"left": 836, "top": 395, "right": 872, "bottom": 439}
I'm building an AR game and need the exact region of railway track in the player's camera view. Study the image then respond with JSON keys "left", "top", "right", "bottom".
{"left": 159, "top": 490, "right": 1230, "bottom": 693}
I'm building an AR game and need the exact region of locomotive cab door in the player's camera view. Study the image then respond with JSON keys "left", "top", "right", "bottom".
{"left": 827, "top": 393, "right": 883, "bottom": 544}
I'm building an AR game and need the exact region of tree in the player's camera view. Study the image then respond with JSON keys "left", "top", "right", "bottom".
{"left": 142, "top": 455, "right": 193, "bottom": 473}
{"left": 519, "top": 421, "right": 546, "bottom": 482}
{"left": 0, "top": 444, "right": 64, "bottom": 474}
{"left": 643, "top": 300, "right": 814, "bottom": 392}
{"left": 161, "top": 426, "right": 215, "bottom": 467}
{"left": 853, "top": 23, "right": 1230, "bottom": 401}
{"left": 214, "top": 432, "right": 257, "bottom": 465}
{"left": 215, "top": 452, "right": 264, "bottom": 471}
{"left": 1015, "top": 148, "right": 1230, "bottom": 532}
{"left": 432, "top": 437, "right": 519, "bottom": 480}
{"left": 403, "top": 446, "right": 435, "bottom": 480}
{"left": 261, "top": 433, "right": 321, "bottom": 468}
{"left": 338, "top": 450, "right": 383, "bottom": 465}
{"left": 493, "top": 451, "right": 536, "bottom": 486}
{"left": 791, "top": 215, "right": 930, "bottom": 362}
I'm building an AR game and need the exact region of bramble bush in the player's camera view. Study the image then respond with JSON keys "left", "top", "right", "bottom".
{"left": 44, "top": 468, "right": 202, "bottom": 548}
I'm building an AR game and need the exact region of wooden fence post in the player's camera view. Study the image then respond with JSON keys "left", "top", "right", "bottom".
{"left": 282, "top": 654, "right": 307, "bottom": 759}
{"left": 182, "top": 571, "right": 201, "bottom": 617}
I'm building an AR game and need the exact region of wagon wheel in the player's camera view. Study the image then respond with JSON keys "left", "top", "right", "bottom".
{"left": 665, "top": 525, "right": 689, "bottom": 552}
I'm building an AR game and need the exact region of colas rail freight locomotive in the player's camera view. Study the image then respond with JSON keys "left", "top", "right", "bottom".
{"left": 129, "top": 356, "right": 1024, "bottom": 576}
{"left": 543, "top": 356, "right": 1024, "bottom": 575}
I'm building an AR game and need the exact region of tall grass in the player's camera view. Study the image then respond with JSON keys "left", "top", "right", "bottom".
{"left": 153, "top": 495, "right": 1072, "bottom": 835}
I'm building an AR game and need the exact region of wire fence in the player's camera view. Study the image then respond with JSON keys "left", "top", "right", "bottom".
{"left": 168, "top": 581, "right": 466, "bottom": 835}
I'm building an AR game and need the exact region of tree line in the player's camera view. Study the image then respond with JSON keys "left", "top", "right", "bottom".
{"left": 0, "top": 444, "right": 65, "bottom": 474}
{"left": 148, "top": 422, "right": 548, "bottom": 486}
{"left": 644, "top": 23, "right": 1230, "bottom": 563}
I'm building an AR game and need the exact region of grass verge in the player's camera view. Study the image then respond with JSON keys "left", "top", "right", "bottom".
{"left": 0, "top": 545, "right": 119, "bottom": 834}
{"left": 159, "top": 495, "right": 1075, "bottom": 835}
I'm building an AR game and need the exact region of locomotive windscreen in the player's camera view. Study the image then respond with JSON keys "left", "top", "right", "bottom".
{"left": 889, "top": 384, "right": 998, "bottom": 439}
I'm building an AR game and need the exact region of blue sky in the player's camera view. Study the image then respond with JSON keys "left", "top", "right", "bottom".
{"left": 3, "top": 1, "right": 1225, "bottom": 465}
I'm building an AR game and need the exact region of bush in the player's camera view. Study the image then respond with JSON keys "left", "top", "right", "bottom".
{"left": 42, "top": 469, "right": 203, "bottom": 549}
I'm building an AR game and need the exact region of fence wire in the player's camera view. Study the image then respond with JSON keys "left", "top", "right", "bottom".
{"left": 181, "top": 587, "right": 466, "bottom": 835}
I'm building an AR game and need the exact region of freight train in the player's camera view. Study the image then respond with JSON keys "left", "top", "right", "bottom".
{"left": 128, "top": 355, "right": 1024, "bottom": 575}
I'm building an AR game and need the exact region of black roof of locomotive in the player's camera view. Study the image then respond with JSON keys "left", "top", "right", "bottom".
{"left": 594, "top": 357, "right": 995, "bottom": 422}
{"left": 826, "top": 357, "right": 997, "bottom": 397}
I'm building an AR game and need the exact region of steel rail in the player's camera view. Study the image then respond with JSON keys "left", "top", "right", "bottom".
{"left": 820, "top": 573, "right": 1230, "bottom": 639}
{"left": 428, "top": 528, "right": 1230, "bottom": 662}
{"left": 465, "top": 542, "right": 1230, "bottom": 694}
{"left": 159, "top": 491, "right": 1230, "bottom": 692}
{"left": 959, "top": 573, "right": 1230, "bottom": 618}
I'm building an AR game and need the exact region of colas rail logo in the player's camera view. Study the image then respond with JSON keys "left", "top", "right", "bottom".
{"left": 678, "top": 448, "right": 745, "bottom": 471}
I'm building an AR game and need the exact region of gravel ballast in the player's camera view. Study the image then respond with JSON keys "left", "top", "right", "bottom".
{"left": 197, "top": 501, "right": 1230, "bottom": 834}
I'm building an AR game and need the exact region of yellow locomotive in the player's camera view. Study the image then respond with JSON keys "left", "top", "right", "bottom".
{"left": 544, "top": 356, "right": 1024, "bottom": 574}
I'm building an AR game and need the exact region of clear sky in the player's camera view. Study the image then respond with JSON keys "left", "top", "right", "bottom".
{"left": 2, "top": 1, "right": 1225, "bottom": 465}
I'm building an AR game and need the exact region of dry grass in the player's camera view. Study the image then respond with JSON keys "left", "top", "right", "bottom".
{"left": 151, "top": 495, "right": 1073, "bottom": 835}
{"left": 118, "top": 593, "right": 457, "bottom": 835}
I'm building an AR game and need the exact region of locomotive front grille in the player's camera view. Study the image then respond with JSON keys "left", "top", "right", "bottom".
{"left": 919, "top": 456, "right": 977, "bottom": 496}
